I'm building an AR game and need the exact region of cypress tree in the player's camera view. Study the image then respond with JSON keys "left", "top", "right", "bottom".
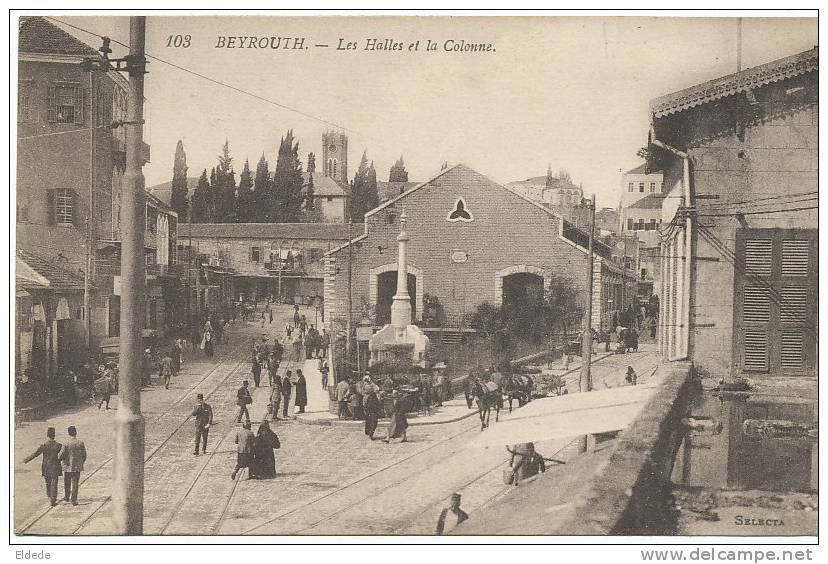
{"left": 191, "top": 169, "right": 210, "bottom": 222}
{"left": 170, "top": 140, "right": 189, "bottom": 220}
{"left": 235, "top": 158, "right": 255, "bottom": 222}
{"left": 253, "top": 154, "right": 276, "bottom": 222}
{"left": 272, "top": 129, "right": 304, "bottom": 222}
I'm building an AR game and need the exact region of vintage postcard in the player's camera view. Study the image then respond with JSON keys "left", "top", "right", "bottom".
{"left": 11, "top": 11, "right": 818, "bottom": 542}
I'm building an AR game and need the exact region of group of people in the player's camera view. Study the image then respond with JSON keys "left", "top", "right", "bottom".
{"left": 334, "top": 373, "right": 411, "bottom": 443}
{"left": 267, "top": 369, "right": 308, "bottom": 420}
{"left": 231, "top": 420, "right": 281, "bottom": 480}
{"left": 250, "top": 337, "right": 284, "bottom": 388}
{"left": 23, "top": 425, "right": 87, "bottom": 507}
{"left": 285, "top": 306, "right": 329, "bottom": 361}
{"left": 188, "top": 312, "right": 227, "bottom": 359}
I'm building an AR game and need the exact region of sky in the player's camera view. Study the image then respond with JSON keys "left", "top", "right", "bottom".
{"left": 45, "top": 14, "right": 816, "bottom": 208}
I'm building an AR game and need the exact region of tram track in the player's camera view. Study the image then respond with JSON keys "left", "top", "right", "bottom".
{"left": 17, "top": 332, "right": 253, "bottom": 535}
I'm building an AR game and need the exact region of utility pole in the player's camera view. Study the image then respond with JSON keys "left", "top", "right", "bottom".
{"left": 736, "top": 17, "right": 743, "bottom": 72}
{"left": 579, "top": 194, "right": 596, "bottom": 393}
{"left": 112, "top": 16, "right": 147, "bottom": 535}
{"left": 84, "top": 64, "right": 96, "bottom": 350}
{"left": 346, "top": 220, "right": 353, "bottom": 377}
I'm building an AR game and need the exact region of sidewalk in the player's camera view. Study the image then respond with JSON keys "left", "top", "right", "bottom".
{"left": 293, "top": 347, "right": 646, "bottom": 427}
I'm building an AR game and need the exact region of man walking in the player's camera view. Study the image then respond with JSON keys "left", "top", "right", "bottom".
{"left": 159, "top": 350, "right": 174, "bottom": 390}
{"left": 192, "top": 393, "right": 213, "bottom": 455}
{"left": 336, "top": 378, "right": 351, "bottom": 419}
{"left": 231, "top": 422, "right": 255, "bottom": 481}
{"left": 435, "top": 493, "right": 469, "bottom": 535}
{"left": 23, "top": 427, "right": 62, "bottom": 506}
{"left": 270, "top": 377, "right": 282, "bottom": 421}
{"left": 235, "top": 381, "right": 252, "bottom": 425}
{"left": 58, "top": 426, "right": 86, "bottom": 505}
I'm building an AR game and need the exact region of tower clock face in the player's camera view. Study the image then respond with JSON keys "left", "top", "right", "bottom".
{"left": 328, "top": 145, "right": 337, "bottom": 153}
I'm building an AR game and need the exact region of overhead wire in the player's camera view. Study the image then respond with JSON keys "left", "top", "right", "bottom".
{"left": 695, "top": 224, "right": 817, "bottom": 338}
{"left": 43, "top": 16, "right": 357, "bottom": 134}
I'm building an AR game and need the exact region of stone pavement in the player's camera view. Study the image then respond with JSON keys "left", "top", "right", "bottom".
{"left": 15, "top": 330, "right": 662, "bottom": 536}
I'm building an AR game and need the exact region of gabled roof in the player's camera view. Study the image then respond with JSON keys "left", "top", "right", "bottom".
{"left": 651, "top": 47, "right": 818, "bottom": 118}
{"left": 329, "top": 164, "right": 612, "bottom": 259}
{"left": 18, "top": 16, "right": 100, "bottom": 57}
{"left": 183, "top": 222, "right": 354, "bottom": 240}
{"left": 303, "top": 171, "right": 349, "bottom": 197}
{"left": 17, "top": 249, "right": 86, "bottom": 291}
{"left": 626, "top": 194, "right": 667, "bottom": 210}
{"left": 377, "top": 181, "right": 419, "bottom": 202}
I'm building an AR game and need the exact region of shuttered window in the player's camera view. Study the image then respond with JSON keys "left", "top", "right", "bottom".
{"left": 48, "top": 84, "right": 84, "bottom": 124}
{"left": 55, "top": 189, "right": 74, "bottom": 225}
{"left": 735, "top": 229, "right": 816, "bottom": 376}
{"left": 779, "top": 287, "right": 807, "bottom": 324}
{"left": 780, "top": 331, "right": 804, "bottom": 371}
{"left": 743, "top": 287, "right": 770, "bottom": 323}
{"left": 744, "top": 239, "right": 773, "bottom": 276}
{"left": 743, "top": 330, "right": 769, "bottom": 372}
{"left": 781, "top": 240, "right": 809, "bottom": 276}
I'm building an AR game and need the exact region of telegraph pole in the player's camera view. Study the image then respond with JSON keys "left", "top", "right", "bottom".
{"left": 112, "top": 16, "right": 147, "bottom": 535}
{"left": 579, "top": 194, "right": 596, "bottom": 393}
{"left": 346, "top": 220, "right": 353, "bottom": 376}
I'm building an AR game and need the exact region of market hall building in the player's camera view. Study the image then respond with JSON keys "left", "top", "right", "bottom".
{"left": 324, "top": 164, "right": 638, "bottom": 345}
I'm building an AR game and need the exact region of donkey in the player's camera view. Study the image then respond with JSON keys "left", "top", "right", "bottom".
{"left": 503, "top": 374, "right": 534, "bottom": 413}
{"left": 470, "top": 379, "right": 502, "bottom": 430}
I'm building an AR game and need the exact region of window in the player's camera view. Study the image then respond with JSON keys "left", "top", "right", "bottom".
{"left": 660, "top": 182, "right": 664, "bottom": 192}
{"left": 55, "top": 189, "right": 73, "bottom": 225}
{"left": 387, "top": 213, "right": 396, "bottom": 224}
{"left": 18, "top": 82, "right": 33, "bottom": 123}
{"left": 628, "top": 183, "right": 634, "bottom": 193}
{"left": 309, "top": 248, "right": 322, "bottom": 262}
{"left": 250, "top": 247, "right": 261, "bottom": 263}
{"left": 326, "top": 196, "right": 333, "bottom": 202}
{"left": 647, "top": 219, "right": 657, "bottom": 231}
{"left": 649, "top": 182, "right": 656, "bottom": 193}
{"left": 639, "top": 183, "right": 645, "bottom": 193}
{"left": 626, "top": 218, "right": 633, "bottom": 231}
{"left": 48, "top": 84, "right": 84, "bottom": 124}
{"left": 146, "top": 206, "right": 157, "bottom": 232}
{"left": 735, "top": 230, "right": 817, "bottom": 375}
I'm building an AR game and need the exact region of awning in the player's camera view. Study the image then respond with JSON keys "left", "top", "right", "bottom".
{"left": 16, "top": 289, "right": 31, "bottom": 298}
{"left": 464, "top": 383, "right": 659, "bottom": 449}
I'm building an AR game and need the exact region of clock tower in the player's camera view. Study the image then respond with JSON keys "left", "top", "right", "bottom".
{"left": 322, "top": 130, "right": 348, "bottom": 185}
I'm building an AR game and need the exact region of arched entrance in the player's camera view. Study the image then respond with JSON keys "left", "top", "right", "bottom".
{"left": 494, "top": 265, "right": 548, "bottom": 306}
{"left": 369, "top": 263, "right": 423, "bottom": 323}
{"left": 502, "top": 272, "right": 544, "bottom": 307}
{"left": 376, "top": 271, "right": 417, "bottom": 325}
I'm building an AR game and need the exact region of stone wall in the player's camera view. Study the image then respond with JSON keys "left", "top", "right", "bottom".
{"left": 555, "top": 361, "right": 697, "bottom": 535}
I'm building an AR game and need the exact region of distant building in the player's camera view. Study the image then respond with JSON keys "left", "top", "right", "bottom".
{"left": 506, "top": 168, "right": 587, "bottom": 224}
{"left": 321, "top": 129, "right": 348, "bottom": 185}
{"left": 177, "top": 222, "right": 352, "bottom": 307}
{"left": 325, "top": 164, "right": 638, "bottom": 346}
{"left": 650, "top": 47, "right": 817, "bottom": 379}
{"left": 302, "top": 171, "right": 350, "bottom": 223}
{"left": 619, "top": 164, "right": 665, "bottom": 239}
{"left": 16, "top": 17, "right": 178, "bottom": 378}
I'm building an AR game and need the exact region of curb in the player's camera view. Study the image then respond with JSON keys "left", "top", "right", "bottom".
{"left": 293, "top": 352, "right": 617, "bottom": 427}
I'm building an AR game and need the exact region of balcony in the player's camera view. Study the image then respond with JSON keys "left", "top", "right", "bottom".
{"left": 264, "top": 261, "right": 306, "bottom": 276}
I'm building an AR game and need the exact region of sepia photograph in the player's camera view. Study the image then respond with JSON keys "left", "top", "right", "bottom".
{"left": 10, "top": 9, "right": 819, "bottom": 543}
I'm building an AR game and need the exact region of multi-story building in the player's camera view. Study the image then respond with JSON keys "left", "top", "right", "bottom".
{"left": 651, "top": 47, "right": 817, "bottom": 380}
{"left": 16, "top": 17, "right": 179, "bottom": 366}
{"left": 177, "top": 223, "right": 353, "bottom": 311}
{"left": 619, "top": 164, "right": 665, "bottom": 238}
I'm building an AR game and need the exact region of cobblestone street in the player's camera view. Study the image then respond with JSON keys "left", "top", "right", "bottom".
{"left": 16, "top": 304, "right": 661, "bottom": 536}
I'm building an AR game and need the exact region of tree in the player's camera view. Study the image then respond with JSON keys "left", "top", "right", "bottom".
{"left": 389, "top": 155, "right": 408, "bottom": 182}
{"left": 272, "top": 129, "right": 304, "bottom": 222}
{"left": 235, "top": 158, "right": 255, "bottom": 222}
{"left": 307, "top": 152, "right": 316, "bottom": 174}
{"left": 190, "top": 169, "right": 210, "bottom": 222}
{"left": 252, "top": 154, "right": 276, "bottom": 222}
{"left": 213, "top": 140, "right": 236, "bottom": 222}
{"left": 349, "top": 151, "right": 379, "bottom": 222}
{"left": 545, "top": 163, "right": 554, "bottom": 189}
{"left": 170, "top": 140, "right": 189, "bottom": 220}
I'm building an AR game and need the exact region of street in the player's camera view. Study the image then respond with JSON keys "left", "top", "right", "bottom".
{"left": 16, "top": 303, "right": 661, "bottom": 535}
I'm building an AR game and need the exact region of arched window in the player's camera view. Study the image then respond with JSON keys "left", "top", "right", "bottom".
{"left": 333, "top": 158, "right": 338, "bottom": 177}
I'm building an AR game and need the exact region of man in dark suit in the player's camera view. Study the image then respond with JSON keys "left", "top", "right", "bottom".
{"left": 192, "top": 393, "right": 214, "bottom": 455}
{"left": 235, "top": 381, "right": 252, "bottom": 424}
{"left": 58, "top": 426, "right": 87, "bottom": 505}
{"left": 23, "top": 427, "right": 63, "bottom": 506}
